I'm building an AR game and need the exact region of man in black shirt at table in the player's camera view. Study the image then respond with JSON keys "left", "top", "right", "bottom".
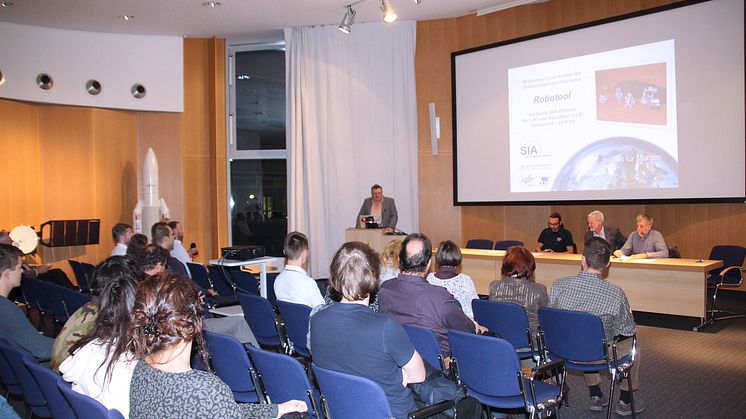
{"left": 535, "top": 212, "right": 574, "bottom": 253}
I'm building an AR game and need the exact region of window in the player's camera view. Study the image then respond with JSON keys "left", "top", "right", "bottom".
{"left": 228, "top": 44, "right": 287, "bottom": 255}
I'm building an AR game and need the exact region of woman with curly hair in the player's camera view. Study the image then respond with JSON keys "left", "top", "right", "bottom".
{"left": 127, "top": 272, "right": 306, "bottom": 418}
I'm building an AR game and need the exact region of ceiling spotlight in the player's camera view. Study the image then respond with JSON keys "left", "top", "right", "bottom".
{"left": 415, "top": 0, "right": 422, "bottom": 4}
{"left": 0, "top": 1, "right": 15, "bottom": 7}
{"left": 118, "top": 15, "right": 134, "bottom": 21}
{"left": 338, "top": 5, "right": 356, "bottom": 34}
{"left": 381, "top": 0, "right": 397, "bottom": 23}
{"left": 203, "top": 1, "right": 221, "bottom": 7}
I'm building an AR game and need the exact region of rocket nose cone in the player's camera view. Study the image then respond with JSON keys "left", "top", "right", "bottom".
{"left": 144, "top": 147, "right": 159, "bottom": 171}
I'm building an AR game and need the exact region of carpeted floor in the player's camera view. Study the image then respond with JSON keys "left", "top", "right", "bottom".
{"left": 548, "top": 291, "right": 746, "bottom": 419}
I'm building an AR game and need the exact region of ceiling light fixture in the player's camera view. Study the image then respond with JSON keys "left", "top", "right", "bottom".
{"left": 0, "top": 1, "right": 15, "bottom": 8}
{"left": 476, "top": 0, "right": 550, "bottom": 16}
{"left": 381, "top": 0, "right": 397, "bottom": 23}
{"left": 415, "top": 0, "right": 422, "bottom": 4}
{"left": 118, "top": 15, "right": 134, "bottom": 21}
{"left": 203, "top": 1, "right": 222, "bottom": 7}
{"left": 338, "top": 5, "right": 356, "bottom": 34}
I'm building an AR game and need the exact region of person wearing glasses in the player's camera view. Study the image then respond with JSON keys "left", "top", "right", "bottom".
{"left": 535, "top": 212, "right": 574, "bottom": 253}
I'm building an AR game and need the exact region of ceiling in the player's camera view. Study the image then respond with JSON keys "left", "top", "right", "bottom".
{"left": 0, "top": 0, "right": 548, "bottom": 41}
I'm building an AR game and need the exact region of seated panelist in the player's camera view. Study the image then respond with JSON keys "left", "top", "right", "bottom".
{"left": 613, "top": 214, "right": 668, "bottom": 259}
{"left": 535, "top": 212, "right": 574, "bottom": 253}
{"left": 356, "top": 184, "right": 398, "bottom": 230}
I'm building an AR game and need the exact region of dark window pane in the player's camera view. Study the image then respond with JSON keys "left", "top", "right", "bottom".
{"left": 230, "top": 159, "right": 287, "bottom": 256}
{"left": 234, "top": 49, "right": 286, "bottom": 150}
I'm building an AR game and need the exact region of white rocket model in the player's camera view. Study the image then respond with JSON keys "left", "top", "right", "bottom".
{"left": 133, "top": 147, "right": 170, "bottom": 239}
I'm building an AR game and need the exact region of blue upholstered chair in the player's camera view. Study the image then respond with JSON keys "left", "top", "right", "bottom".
{"left": 402, "top": 324, "right": 445, "bottom": 372}
{"left": 57, "top": 379, "right": 124, "bottom": 418}
{"left": 312, "top": 363, "right": 454, "bottom": 419}
{"left": 700, "top": 245, "right": 746, "bottom": 329}
{"left": 494, "top": 240, "right": 524, "bottom": 251}
{"left": 237, "top": 292, "right": 286, "bottom": 350}
{"left": 203, "top": 330, "right": 263, "bottom": 403}
{"left": 23, "top": 357, "right": 75, "bottom": 419}
{"left": 465, "top": 239, "right": 494, "bottom": 250}
{"left": 448, "top": 329, "right": 564, "bottom": 419}
{"left": 275, "top": 300, "right": 311, "bottom": 358}
{"left": 538, "top": 306, "right": 636, "bottom": 419}
{"left": 0, "top": 344, "right": 51, "bottom": 417}
{"left": 472, "top": 299, "right": 539, "bottom": 362}
{"left": 245, "top": 345, "right": 320, "bottom": 418}
{"left": 67, "top": 260, "right": 91, "bottom": 294}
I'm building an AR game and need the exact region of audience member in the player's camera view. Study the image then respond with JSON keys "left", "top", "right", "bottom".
{"left": 126, "top": 233, "right": 149, "bottom": 264}
{"left": 0, "top": 243, "right": 53, "bottom": 359}
{"left": 536, "top": 212, "right": 574, "bottom": 253}
{"left": 60, "top": 257, "right": 140, "bottom": 416}
{"left": 378, "top": 233, "right": 482, "bottom": 360}
{"left": 488, "top": 246, "right": 547, "bottom": 334}
{"left": 128, "top": 272, "right": 306, "bottom": 418}
{"left": 614, "top": 214, "right": 668, "bottom": 259}
{"left": 136, "top": 244, "right": 256, "bottom": 345}
{"left": 151, "top": 222, "right": 188, "bottom": 276}
{"left": 0, "top": 230, "right": 74, "bottom": 290}
{"left": 584, "top": 210, "right": 626, "bottom": 251}
{"left": 550, "top": 237, "right": 644, "bottom": 415}
{"left": 379, "top": 239, "right": 402, "bottom": 284}
{"left": 356, "top": 184, "right": 398, "bottom": 230}
{"left": 166, "top": 220, "right": 197, "bottom": 275}
{"left": 274, "top": 232, "right": 324, "bottom": 308}
{"left": 51, "top": 256, "right": 141, "bottom": 371}
{"left": 426, "top": 240, "right": 479, "bottom": 318}
{"left": 311, "top": 241, "right": 425, "bottom": 419}
{"left": 110, "top": 223, "right": 133, "bottom": 257}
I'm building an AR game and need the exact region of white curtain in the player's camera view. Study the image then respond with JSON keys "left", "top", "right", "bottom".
{"left": 285, "top": 21, "right": 418, "bottom": 278}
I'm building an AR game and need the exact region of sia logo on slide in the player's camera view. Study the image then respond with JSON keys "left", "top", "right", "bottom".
{"left": 520, "top": 141, "right": 541, "bottom": 156}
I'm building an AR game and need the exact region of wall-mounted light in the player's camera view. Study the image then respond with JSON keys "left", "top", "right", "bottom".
{"left": 131, "top": 83, "right": 146, "bottom": 98}
{"left": 0, "top": 69, "right": 4, "bottom": 86}
{"left": 381, "top": 0, "right": 397, "bottom": 23}
{"left": 338, "top": 5, "right": 356, "bottom": 34}
{"left": 86, "top": 79, "right": 102, "bottom": 95}
{"left": 36, "top": 73, "right": 53, "bottom": 90}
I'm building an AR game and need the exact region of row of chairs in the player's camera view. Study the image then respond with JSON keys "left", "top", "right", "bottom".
{"left": 20, "top": 277, "right": 91, "bottom": 327}
{"left": 465, "top": 239, "right": 524, "bottom": 251}
{"left": 469, "top": 299, "right": 637, "bottom": 418}
{"left": 67, "top": 260, "right": 94, "bottom": 294}
{"left": 0, "top": 338, "right": 123, "bottom": 418}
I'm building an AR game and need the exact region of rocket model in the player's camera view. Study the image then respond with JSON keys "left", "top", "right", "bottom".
{"left": 133, "top": 147, "right": 170, "bottom": 239}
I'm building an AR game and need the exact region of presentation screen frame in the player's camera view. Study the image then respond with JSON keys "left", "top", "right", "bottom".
{"left": 451, "top": 0, "right": 745, "bottom": 206}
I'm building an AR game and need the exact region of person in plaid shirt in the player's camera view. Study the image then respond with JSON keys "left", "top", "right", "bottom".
{"left": 549, "top": 237, "right": 644, "bottom": 416}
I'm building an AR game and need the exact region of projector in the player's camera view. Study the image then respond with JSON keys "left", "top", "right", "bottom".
{"left": 220, "top": 245, "right": 265, "bottom": 261}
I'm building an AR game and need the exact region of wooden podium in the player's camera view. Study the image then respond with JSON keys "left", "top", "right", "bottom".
{"left": 345, "top": 228, "right": 403, "bottom": 253}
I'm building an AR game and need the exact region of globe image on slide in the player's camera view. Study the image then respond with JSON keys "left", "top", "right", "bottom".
{"left": 552, "top": 137, "right": 678, "bottom": 191}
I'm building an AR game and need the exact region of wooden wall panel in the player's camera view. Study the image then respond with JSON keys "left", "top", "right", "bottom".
{"left": 415, "top": 0, "right": 745, "bottom": 260}
{"left": 91, "top": 109, "right": 137, "bottom": 263}
{"left": 0, "top": 99, "right": 41, "bottom": 228}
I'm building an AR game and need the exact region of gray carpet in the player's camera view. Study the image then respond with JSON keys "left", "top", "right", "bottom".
{"left": 547, "top": 292, "right": 746, "bottom": 419}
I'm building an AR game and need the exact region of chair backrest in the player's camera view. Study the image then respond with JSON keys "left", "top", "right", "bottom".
{"left": 203, "top": 330, "right": 260, "bottom": 403}
{"left": 187, "top": 262, "right": 214, "bottom": 291}
{"left": 23, "top": 357, "right": 75, "bottom": 419}
{"left": 57, "top": 379, "right": 124, "bottom": 419}
{"left": 0, "top": 338, "right": 23, "bottom": 397}
{"left": 236, "top": 292, "right": 283, "bottom": 348}
{"left": 538, "top": 306, "right": 607, "bottom": 364}
{"left": 708, "top": 245, "right": 746, "bottom": 280}
{"left": 80, "top": 263, "right": 95, "bottom": 293}
{"left": 67, "top": 260, "right": 91, "bottom": 294}
{"left": 448, "top": 329, "right": 522, "bottom": 398}
{"left": 402, "top": 324, "right": 443, "bottom": 371}
{"left": 465, "top": 239, "right": 494, "bottom": 250}
{"left": 494, "top": 240, "right": 524, "bottom": 250}
{"left": 0, "top": 344, "right": 50, "bottom": 417}
{"left": 472, "top": 300, "right": 532, "bottom": 351}
{"left": 312, "top": 363, "right": 394, "bottom": 419}
{"left": 228, "top": 268, "right": 261, "bottom": 296}
{"left": 275, "top": 300, "right": 311, "bottom": 357}
{"left": 208, "top": 266, "right": 239, "bottom": 297}
{"left": 246, "top": 345, "right": 318, "bottom": 417}
{"left": 39, "top": 281, "right": 69, "bottom": 324}
{"left": 24, "top": 277, "right": 51, "bottom": 313}
{"left": 56, "top": 286, "right": 88, "bottom": 318}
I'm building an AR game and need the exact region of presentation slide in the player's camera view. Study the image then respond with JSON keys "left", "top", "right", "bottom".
{"left": 508, "top": 41, "right": 677, "bottom": 193}
{"left": 452, "top": 0, "right": 744, "bottom": 204}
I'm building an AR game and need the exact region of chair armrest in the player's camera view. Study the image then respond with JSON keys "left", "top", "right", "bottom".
{"left": 718, "top": 266, "right": 744, "bottom": 287}
{"left": 408, "top": 399, "right": 455, "bottom": 419}
{"left": 611, "top": 334, "right": 637, "bottom": 372}
{"left": 531, "top": 359, "right": 564, "bottom": 380}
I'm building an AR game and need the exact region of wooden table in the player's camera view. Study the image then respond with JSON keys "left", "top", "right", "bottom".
{"left": 459, "top": 249, "right": 722, "bottom": 322}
